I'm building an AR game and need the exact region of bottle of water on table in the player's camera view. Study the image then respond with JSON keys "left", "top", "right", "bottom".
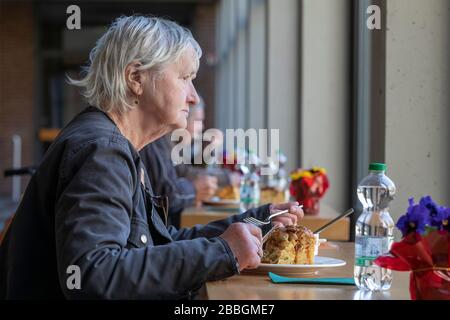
{"left": 239, "top": 151, "right": 261, "bottom": 212}
{"left": 240, "top": 171, "right": 260, "bottom": 213}
{"left": 354, "top": 162, "right": 396, "bottom": 291}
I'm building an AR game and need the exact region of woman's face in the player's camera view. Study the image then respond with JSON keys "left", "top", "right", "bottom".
{"left": 140, "top": 45, "right": 200, "bottom": 131}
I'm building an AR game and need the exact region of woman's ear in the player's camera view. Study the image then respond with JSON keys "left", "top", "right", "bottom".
{"left": 125, "top": 61, "right": 143, "bottom": 96}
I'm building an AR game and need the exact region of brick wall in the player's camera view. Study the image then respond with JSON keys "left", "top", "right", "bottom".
{"left": 0, "top": 2, "right": 35, "bottom": 197}
{"left": 192, "top": 3, "right": 217, "bottom": 130}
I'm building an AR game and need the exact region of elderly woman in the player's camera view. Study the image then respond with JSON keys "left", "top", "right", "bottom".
{"left": 0, "top": 16, "right": 303, "bottom": 299}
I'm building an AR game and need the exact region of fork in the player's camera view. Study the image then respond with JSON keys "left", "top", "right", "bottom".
{"left": 262, "top": 226, "right": 277, "bottom": 243}
{"left": 243, "top": 205, "right": 303, "bottom": 227}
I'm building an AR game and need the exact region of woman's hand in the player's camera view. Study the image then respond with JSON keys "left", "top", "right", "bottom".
{"left": 194, "top": 175, "right": 218, "bottom": 206}
{"left": 270, "top": 202, "right": 304, "bottom": 227}
{"left": 220, "top": 222, "right": 263, "bottom": 271}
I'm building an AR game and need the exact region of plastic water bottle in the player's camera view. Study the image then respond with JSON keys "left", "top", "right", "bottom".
{"left": 275, "top": 150, "right": 289, "bottom": 201}
{"left": 239, "top": 151, "right": 261, "bottom": 212}
{"left": 354, "top": 162, "right": 396, "bottom": 291}
{"left": 239, "top": 171, "right": 260, "bottom": 212}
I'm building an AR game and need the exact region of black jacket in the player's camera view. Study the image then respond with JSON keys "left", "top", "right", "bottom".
{"left": 0, "top": 106, "right": 271, "bottom": 299}
{"left": 139, "top": 136, "right": 233, "bottom": 227}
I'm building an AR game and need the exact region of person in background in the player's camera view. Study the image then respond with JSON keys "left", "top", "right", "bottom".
{"left": 140, "top": 97, "right": 240, "bottom": 228}
{"left": 0, "top": 15, "right": 304, "bottom": 299}
{"left": 174, "top": 96, "right": 242, "bottom": 188}
{"left": 140, "top": 134, "right": 218, "bottom": 228}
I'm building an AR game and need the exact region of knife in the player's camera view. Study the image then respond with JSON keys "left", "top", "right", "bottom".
{"left": 313, "top": 208, "right": 354, "bottom": 234}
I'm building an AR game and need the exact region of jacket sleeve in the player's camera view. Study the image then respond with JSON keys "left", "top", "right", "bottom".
{"left": 55, "top": 140, "right": 237, "bottom": 300}
{"left": 167, "top": 204, "right": 273, "bottom": 241}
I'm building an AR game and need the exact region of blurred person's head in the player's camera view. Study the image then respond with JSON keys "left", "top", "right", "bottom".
{"left": 186, "top": 96, "right": 205, "bottom": 141}
{"left": 69, "top": 15, "right": 202, "bottom": 145}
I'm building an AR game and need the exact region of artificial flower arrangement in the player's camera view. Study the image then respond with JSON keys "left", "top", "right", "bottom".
{"left": 374, "top": 196, "right": 450, "bottom": 300}
{"left": 289, "top": 167, "right": 329, "bottom": 215}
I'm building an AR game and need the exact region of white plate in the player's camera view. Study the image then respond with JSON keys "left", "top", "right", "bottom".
{"left": 203, "top": 198, "right": 240, "bottom": 208}
{"left": 242, "top": 256, "right": 346, "bottom": 276}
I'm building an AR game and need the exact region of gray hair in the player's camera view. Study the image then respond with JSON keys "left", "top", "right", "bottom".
{"left": 68, "top": 15, "right": 202, "bottom": 114}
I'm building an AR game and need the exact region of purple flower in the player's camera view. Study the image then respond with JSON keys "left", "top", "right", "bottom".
{"left": 419, "top": 195, "right": 440, "bottom": 217}
{"left": 433, "top": 207, "right": 450, "bottom": 231}
{"left": 396, "top": 198, "right": 431, "bottom": 237}
{"left": 419, "top": 195, "right": 449, "bottom": 230}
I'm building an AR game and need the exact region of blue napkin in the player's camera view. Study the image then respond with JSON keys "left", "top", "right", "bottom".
{"left": 269, "top": 272, "right": 356, "bottom": 286}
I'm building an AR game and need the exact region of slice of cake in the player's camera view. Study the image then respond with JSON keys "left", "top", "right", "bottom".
{"left": 262, "top": 225, "right": 316, "bottom": 264}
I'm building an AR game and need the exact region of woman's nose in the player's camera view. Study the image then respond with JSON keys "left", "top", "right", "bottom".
{"left": 187, "top": 84, "right": 200, "bottom": 106}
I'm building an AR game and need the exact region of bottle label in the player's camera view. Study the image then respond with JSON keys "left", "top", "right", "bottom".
{"left": 241, "top": 196, "right": 257, "bottom": 204}
{"left": 240, "top": 184, "right": 260, "bottom": 205}
{"left": 355, "top": 236, "right": 389, "bottom": 267}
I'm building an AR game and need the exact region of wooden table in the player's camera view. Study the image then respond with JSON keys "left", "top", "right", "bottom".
{"left": 205, "top": 242, "right": 410, "bottom": 300}
{"left": 181, "top": 203, "right": 350, "bottom": 241}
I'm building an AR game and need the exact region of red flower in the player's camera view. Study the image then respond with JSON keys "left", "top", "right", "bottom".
{"left": 375, "top": 231, "right": 450, "bottom": 300}
{"left": 289, "top": 168, "right": 329, "bottom": 215}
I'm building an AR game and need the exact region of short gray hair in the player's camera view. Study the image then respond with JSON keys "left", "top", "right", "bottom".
{"left": 68, "top": 15, "right": 202, "bottom": 114}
